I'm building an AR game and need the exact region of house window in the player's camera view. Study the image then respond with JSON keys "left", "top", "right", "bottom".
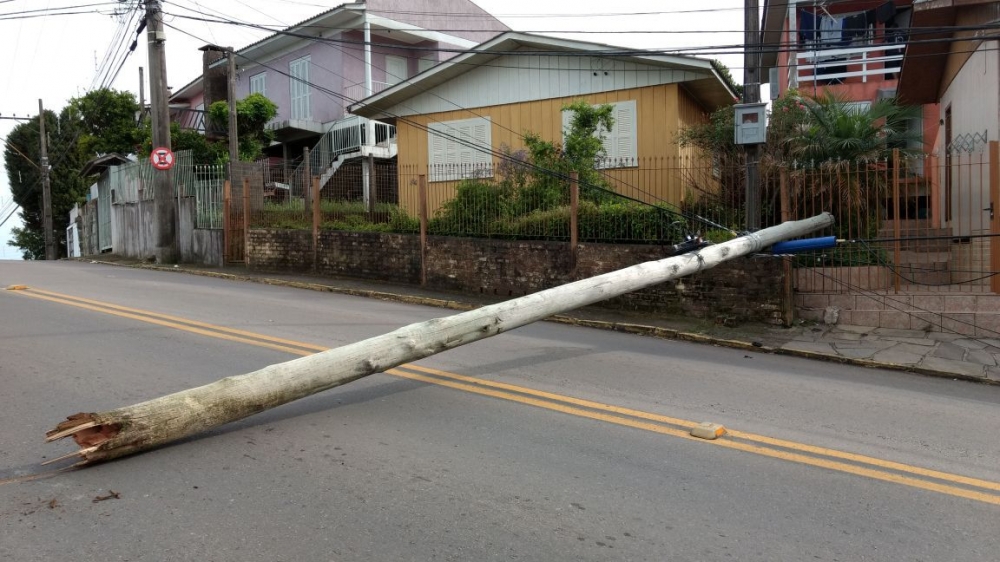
{"left": 289, "top": 56, "right": 311, "bottom": 120}
{"left": 250, "top": 72, "right": 266, "bottom": 96}
{"left": 385, "top": 55, "right": 408, "bottom": 86}
{"left": 428, "top": 117, "right": 493, "bottom": 182}
{"left": 418, "top": 57, "right": 436, "bottom": 73}
{"left": 562, "top": 100, "right": 638, "bottom": 168}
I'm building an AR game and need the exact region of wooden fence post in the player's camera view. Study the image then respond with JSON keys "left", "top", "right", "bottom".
{"left": 419, "top": 174, "right": 428, "bottom": 287}
{"left": 303, "top": 147, "right": 311, "bottom": 215}
{"left": 367, "top": 154, "right": 376, "bottom": 213}
{"left": 892, "top": 148, "right": 901, "bottom": 294}
{"left": 780, "top": 168, "right": 794, "bottom": 326}
{"left": 312, "top": 176, "right": 321, "bottom": 273}
{"left": 243, "top": 177, "right": 251, "bottom": 267}
{"left": 222, "top": 180, "right": 231, "bottom": 264}
{"left": 989, "top": 141, "right": 1000, "bottom": 294}
{"left": 570, "top": 171, "right": 579, "bottom": 258}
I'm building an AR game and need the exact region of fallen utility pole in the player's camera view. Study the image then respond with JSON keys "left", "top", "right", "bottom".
{"left": 46, "top": 213, "right": 834, "bottom": 465}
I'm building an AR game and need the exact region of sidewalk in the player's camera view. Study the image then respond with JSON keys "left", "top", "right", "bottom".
{"left": 89, "top": 258, "right": 1000, "bottom": 385}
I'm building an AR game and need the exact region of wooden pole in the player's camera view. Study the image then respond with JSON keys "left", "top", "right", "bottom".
{"left": 312, "top": 176, "right": 320, "bottom": 273}
{"left": 45, "top": 213, "right": 835, "bottom": 465}
{"left": 243, "top": 177, "right": 250, "bottom": 266}
{"left": 570, "top": 171, "right": 579, "bottom": 257}
{"left": 780, "top": 169, "right": 794, "bottom": 327}
{"left": 989, "top": 141, "right": 1000, "bottom": 294}
{"left": 303, "top": 147, "right": 311, "bottom": 215}
{"left": 419, "top": 174, "right": 428, "bottom": 287}
{"left": 222, "top": 180, "right": 231, "bottom": 263}
{"left": 38, "top": 99, "right": 55, "bottom": 260}
{"left": 892, "top": 148, "right": 901, "bottom": 294}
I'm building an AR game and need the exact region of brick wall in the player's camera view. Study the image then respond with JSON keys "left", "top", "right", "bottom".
{"left": 316, "top": 231, "right": 421, "bottom": 284}
{"left": 248, "top": 230, "right": 785, "bottom": 324}
{"left": 248, "top": 230, "right": 312, "bottom": 270}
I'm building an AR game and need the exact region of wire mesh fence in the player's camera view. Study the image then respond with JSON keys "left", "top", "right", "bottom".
{"left": 784, "top": 146, "right": 1000, "bottom": 294}
{"left": 234, "top": 154, "right": 769, "bottom": 245}
{"left": 400, "top": 156, "right": 756, "bottom": 244}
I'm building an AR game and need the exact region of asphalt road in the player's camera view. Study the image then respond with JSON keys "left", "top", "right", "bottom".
{"left": 2, "top": 261, "right": 999, "bottom": 562}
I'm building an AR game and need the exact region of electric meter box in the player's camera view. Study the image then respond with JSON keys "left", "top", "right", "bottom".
{"left": 734, "top": 103, "right": 767, "bottom": 145}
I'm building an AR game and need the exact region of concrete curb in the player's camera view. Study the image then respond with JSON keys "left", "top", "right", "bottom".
{"left": 84, "top": 260, "right": 998, "bottom": 385}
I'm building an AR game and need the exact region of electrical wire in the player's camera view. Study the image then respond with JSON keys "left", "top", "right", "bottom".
{"left": 804, "top": 262, "right": 1000, "bottom": 342}
{"left": 158, "top": 8, "right": 1000, "bottom": 78}
{"left": 162, "top": 21, "right": 713, "bottom": 232}
{"left": 161, "top": 2, "right": 740, "bottom": 213}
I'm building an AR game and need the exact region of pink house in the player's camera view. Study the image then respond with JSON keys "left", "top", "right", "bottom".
{"left": 169, "top": 0, "right": 509, "bottom": 161}
{"left": 761, "top": 0, "right": 938, "bottom": 152}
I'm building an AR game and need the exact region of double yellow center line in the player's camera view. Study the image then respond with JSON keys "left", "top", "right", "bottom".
{"left": 9, "top": 286, "right": 1000, "bottom": 505}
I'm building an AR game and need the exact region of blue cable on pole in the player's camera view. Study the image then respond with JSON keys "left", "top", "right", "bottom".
{"left": 770, "top": 236, "right": 837, "bottom": 254}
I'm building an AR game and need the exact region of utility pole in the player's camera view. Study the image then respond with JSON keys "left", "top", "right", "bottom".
{"left": 226, "top": 48, "right": 239, "bottom": 168}
{"left": 46, "top": 213, "right": 834, "bottom": 465}
{"left": 38, "top": 99, "right": 55, "bottom": 260}
{"left": 203, "top": 45, "right": 240, "bottom": 187}
{"left": 743, "top": 0, "right": 762, "bottom": 230}
{"left": 138, "top": 67, "right": 145, "bottom": 121}
{"left": 146, "top": 0, "right": 177, "bottom": 263}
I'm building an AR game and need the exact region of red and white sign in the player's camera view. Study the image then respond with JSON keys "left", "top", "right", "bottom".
{"left": 150, "top": 147, "right": 175, "bottom": 170}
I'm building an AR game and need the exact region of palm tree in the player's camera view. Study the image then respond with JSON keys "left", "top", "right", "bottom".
{"left": 783, "top": 91, "right": 923, "bottom": 223}
{"left": 784, "top": 91, "right": 922, "bottom": 165}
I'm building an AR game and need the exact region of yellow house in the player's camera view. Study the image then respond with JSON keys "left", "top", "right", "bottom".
{"left": 348, "top": 32, "right": 738, "bottom": 214}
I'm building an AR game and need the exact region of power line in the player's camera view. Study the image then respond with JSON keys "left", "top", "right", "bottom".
{"left": 160, "top": 9, "right": 1000, "bottom": 69}
{"left": 163, "top": 21, "right": 712, "bottom": 231}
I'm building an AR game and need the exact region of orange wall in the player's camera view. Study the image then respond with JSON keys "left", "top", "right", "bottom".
{"left": 394, "top": 84, "right": 714, "bottom": 214}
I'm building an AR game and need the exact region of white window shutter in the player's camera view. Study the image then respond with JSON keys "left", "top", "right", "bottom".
{"left": 614, "top": 100, "right": 636, "bottom": 162}
{"left": 428, "top": 117, "right": 493, "bottom": 181}
{"left": 562, "top": 100, "right": 636, "bottom": 167}
{"left": 289, "top": 57, "right": 311, "bottom": 120}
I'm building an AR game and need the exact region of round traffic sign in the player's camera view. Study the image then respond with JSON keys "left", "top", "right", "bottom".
{"left": 150, "top": 147, "right": 175, "bottom": 170}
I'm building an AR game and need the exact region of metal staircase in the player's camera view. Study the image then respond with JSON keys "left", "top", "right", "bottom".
{"left": 290, "top": 116, "right": 397, "bottom": 200}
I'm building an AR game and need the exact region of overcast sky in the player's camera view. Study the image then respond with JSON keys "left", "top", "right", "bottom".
{"left": 0, "top": 0, "right": 747, "bottom": 260}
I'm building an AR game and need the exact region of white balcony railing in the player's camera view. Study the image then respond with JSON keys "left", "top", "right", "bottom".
{"left": 796, "top": 43, "right": 905, "bottom": 85}
{"left": 343, "top": 80, "right": 395, "bottom": 102}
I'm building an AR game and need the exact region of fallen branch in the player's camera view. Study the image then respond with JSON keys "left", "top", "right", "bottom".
{"left": 47, "top": 213, "right": 834, "bottom": 465}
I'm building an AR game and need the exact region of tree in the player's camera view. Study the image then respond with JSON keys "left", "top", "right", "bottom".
{"left": 169, "top": 123, "right": 227, "bottom": 165}
{"left": 207, "top": 93, "right": 278, "bottom": 162}
{"left": 4, "top": 109, "right": 86, "bottom": 259}
{"left": 781, "top": 91, "right": 922, "bottom": 165}
{"left": 521, "top": 100, "right": 615, "bottom": 202}
{"left": 8, "top": 226, "right": 44, "bottom": 260}
{"left": 675, "top": 90, "right": 919, "bottom": 225}
{"left": 70, "top": 88, "right": 143, "bottom": 157}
